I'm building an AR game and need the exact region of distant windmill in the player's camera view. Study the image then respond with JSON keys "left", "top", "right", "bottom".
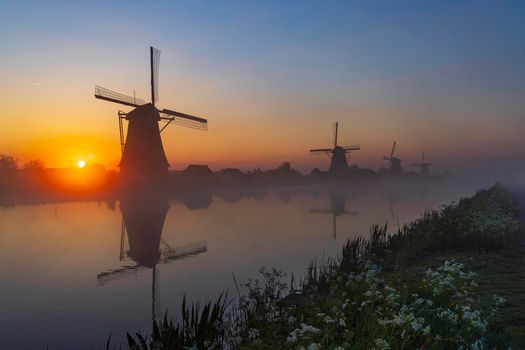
{"left": 411, "top": 151, "right": 432, "bottom": 176}
{"left": 95, "top": 46, "right": 208, "bottom": 186}
{"left": 310, "top": 122, "right": 360, "bottom": 176}
{"left": 383, "top": 141, "right": 403, "bottom": 175}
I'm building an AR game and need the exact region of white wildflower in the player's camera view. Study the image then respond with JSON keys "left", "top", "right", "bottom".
{"left": 374, "top": 338, "right": 390, "bottom": 350}
{"left": 248, "top": 328, "right": 259, "bottom": 340}
{"left": 307, "top": 343, "right": 320, "bottom": 350}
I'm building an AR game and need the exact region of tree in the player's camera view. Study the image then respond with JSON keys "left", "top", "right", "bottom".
{"left": 277, "top": 161, "right": 292, "bottom": 172}
{"left": 0, "top": 154, "right": 18, "bottom": 171}
{"left": 23, "top": 159, "right": 46, "bottom": 172}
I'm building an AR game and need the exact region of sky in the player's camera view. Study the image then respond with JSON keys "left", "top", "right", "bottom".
{"left": 1, "top": 0, "right": 524, "bottom": 175}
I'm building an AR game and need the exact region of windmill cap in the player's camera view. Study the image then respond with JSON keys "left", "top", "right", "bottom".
{"left": 125, "top": 103, "right": 160, "bottom": 121}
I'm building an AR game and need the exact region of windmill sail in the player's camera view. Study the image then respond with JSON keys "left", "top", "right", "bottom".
{"left": 390, "top": 141, "right": 397, "bottom": 158}
{"left": 150, "top": 47, "right": 161, "bottom": 105}
{"left": 97, "top": 241, "right": 208, "bottom": 286}
{"left": 310, "top": 148, "right": 333, "bottom": 153}
{"left": 161, "top": 109, "right": 208, "bottom": 131}
{"left": 333, "top": 122, "right": 339, "bottom": 147}
{"left": 95, "top": 85, "right": 145, "bottom": 107}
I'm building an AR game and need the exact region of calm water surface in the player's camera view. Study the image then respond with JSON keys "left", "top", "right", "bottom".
{"left": 0, "top": 180, "right": 492, "bottom": 349}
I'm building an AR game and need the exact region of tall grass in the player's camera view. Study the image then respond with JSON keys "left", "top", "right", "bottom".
{"left": 123, "top": 294, "right": 230, "bottom": 350}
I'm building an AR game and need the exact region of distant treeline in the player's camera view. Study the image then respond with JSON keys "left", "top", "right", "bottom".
{"left": 172, "top": 161, "right": 400, "bottom": 187}
{"left": 0, "top": 154, "right": 437, "bottom": 202}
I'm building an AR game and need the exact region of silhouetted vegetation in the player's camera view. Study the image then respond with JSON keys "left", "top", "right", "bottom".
{"left": 124, "top": 295, "right": 230, "bottom": 350}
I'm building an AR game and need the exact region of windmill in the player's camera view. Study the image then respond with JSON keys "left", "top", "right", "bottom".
{"left": 411, "top": 151, "right": 432, "bottom": 176}
{"left": 310, "top": 122, "right": 360, "bottom": 176}
{"left": 95, "top": 46, "right": 208, "bottom": 186}
{"left": 97, "top": 193, "right": 207, "bottom": 321}
{"left": 310, "top": 190, "right": 358, "bottom": 239}
{"left": 382, "top": 141, "right": 403, "bottom": 175}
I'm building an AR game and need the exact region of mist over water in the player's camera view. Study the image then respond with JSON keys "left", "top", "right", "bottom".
{"left": 0, "top": 176, "right": 504, "bottom": 349}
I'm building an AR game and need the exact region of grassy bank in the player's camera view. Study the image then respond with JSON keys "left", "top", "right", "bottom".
{"left": 114, "top": 184, "right": 522, "bottom": 350}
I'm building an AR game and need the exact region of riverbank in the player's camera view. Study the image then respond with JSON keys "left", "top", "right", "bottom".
{"left": 113, "top": 184, "right": 523, "bottom": 349}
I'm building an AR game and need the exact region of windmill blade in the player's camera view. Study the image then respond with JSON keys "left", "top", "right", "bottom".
{"left": 159, "top": 241, "right": 207, "bottom": 264}
{"left": 310, "top": 148, "right": 333, "bottom": 153}
{"left": 310, "top": 208, "right": 333, "bottom": 214}
{"left": 160, "top": 109, "right": 208, "bottom": 131}
{"left": 383, "top": 157, "right": 393, "bottom": 161}
{"left": 97, "top": 264, "right": 144, "bottom": 286}
{"left": 343, "top": 145, "right": 360, "bottom": 151}
{"left": 150, "top": 47, "right": 161, "bottom": 105}
{"left": 390, "top": 141, "right": 397, "bottom": 158}
{"left": 95, "top": 85, "right": 145, "bottom": 107}
{"left": 333, "top": 122, "right": 339, "bottom": 147}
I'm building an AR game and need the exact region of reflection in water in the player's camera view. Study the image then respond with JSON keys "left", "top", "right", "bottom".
{"left": 310, "top": 190, "right": 359, "bottom": 239}
{"left": 0, "top": 179, "right": 500, "bottom": 349}
{"left": 178, "top": 190, "right": 213, "bottom": 211}
{"left": 97, "top": 191, "right": 207, "bottom": 320}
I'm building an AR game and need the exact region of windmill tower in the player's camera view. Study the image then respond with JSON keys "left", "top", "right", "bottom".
{"left": 310, "top": 122, "right": 360, "bottom": 177}
{"left": 411, "top": 151, "right": 432, "bottom": 176}
{"left": 95, "top": 47, "right": 208, "bottom": 186}
{"left": 383, "top": 141, "right": 403, "bottom": 175}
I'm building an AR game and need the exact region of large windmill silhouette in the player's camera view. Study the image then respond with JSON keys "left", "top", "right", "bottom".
{"left": 310, "top": 122, "right": 360, "bottom": 176}
{"left": 95, "top": 47, "right": 208, "bottom": 186}
{"left": 411, "top": 151, "right": 433, "bottom": 176}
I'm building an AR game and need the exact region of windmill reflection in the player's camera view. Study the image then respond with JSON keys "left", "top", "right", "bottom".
{"left": 97, "top": 191, "right": 207, "bottom": 320}
{"left": 310, "top": 190, "right": 358, "bottom": 239}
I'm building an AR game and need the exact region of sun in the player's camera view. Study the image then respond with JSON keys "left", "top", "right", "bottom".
{"left": 77, "top": 160, "right": 86, "bottom": 168}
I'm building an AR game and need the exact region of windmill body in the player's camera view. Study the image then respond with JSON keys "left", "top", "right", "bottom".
{"left": 383, "top": 141, "right": 404, "bottom": 175}
{"left": 95, "top": 47, "right": 208, "bottom": 187}
{"left": 310, "top": 122, "right": 360, "bottom": 178}
{"left": 419, "top": 163, "right": 430, "bottom": 176}
{"left": 411, "top": 151, "right": 432, "bottom": 176}
{"left": 120, "top": 104, "right": 170, "bottom": 185}
{"left": 329, "top": 146, "right": 350, "bottom": 174}
{"left": 389, "top": 158, "right": 403, "bottom": 174}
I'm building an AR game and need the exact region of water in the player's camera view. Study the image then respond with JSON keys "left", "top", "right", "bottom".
{"left": 0, "top": 180, "right": 491, "bottom": 349}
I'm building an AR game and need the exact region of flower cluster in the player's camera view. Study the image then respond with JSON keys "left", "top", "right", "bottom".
{"left": 241, "top": 259, "right": 506, "bottom": 349}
